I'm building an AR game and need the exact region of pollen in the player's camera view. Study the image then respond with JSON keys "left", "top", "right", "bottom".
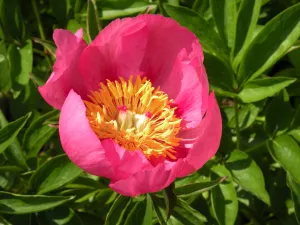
{"left": 84, "top": 76, "right": 181, "bottom": 160}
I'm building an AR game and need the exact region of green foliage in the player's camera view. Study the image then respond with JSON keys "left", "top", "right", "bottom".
{"left": 0, "top": 112, "right": 31, "bottom": 154}
{"left": 211, "top": 165, "right": 238, "bottom": 225}
{"left": 29, "top": 154, "right": 83, "bottom": 194}
{"left": 0, "top": 0, "right": 300, "bottom": 224}
{"left": 0, "top": 192, "right": 74, "bottom": 214}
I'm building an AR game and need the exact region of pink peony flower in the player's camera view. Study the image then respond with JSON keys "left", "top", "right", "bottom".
{"left": 39, "top": 15, "right": 222, "bottom": 196}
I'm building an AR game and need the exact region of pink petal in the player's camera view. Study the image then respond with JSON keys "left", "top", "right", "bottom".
{"left": 169, "top": 48, "right": 208, "bottom": 129}
{"left": 178, "top": 92, "right": 222, "bottom": 177}
{"left": 39, "top": 29, "right": 88, "bottom": 109}
{"left": 109, "top": 159, "right": 184, "bottom": 196}
{"left": 101, "top": 139, "right": 153, "bottom": 181}
{"left": 59, "top": 90, "right": 113, "bottom": 178}
{"left": 138, "top": 15, "right": 203, "bottom": 85}
{"left": 75, "top": 28, "right": 83, "bottom": 39}
{"left": 78, "top": 14, "right": 205, "bottom": 96}
{"left": 79, "top": 18, "right": 148, "bottom": 91}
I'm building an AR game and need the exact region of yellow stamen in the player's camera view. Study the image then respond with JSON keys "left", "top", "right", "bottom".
{"left": 84, "top": 76, "right": 181, "bottom": 159}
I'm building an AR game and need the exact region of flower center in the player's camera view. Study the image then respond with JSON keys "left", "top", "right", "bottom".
{"left": 84, "top": 76, "right": 181, "bottom": 159}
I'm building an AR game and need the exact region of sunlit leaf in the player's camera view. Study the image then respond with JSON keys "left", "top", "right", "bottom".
{"left": 23, "top": 109, "right": 59, "bottom": 158}
{"left": 0, "top": 191, "right": 74, "bottom": 214}
{"left": 210, "top": 0, "right": 237, "bottom": 48}
{"left": 238, "top": 3, "right": 300, "bottom": 84}
{"left": 267, "top": 135, "right": 300, "bottom": 184}
{"left": 226, "top": 150, "right": 270, "bottom": 205}
{"left": 0, "top": 112, "right": 31, "bottom": 154}
{"left": 0, "top": 110, "right": 27, "bottom": 169}
{"left": 238, "top": 77, "right": 296, "bottom": 103}
{"left": 124, "top": 194, "right": 153, "bottom": 225}
{"left": 87, "top": 0, "right": 100, "bottom": 42}
{"left": 232, "top": 0, "right": 261, "bottom": 69}
{"left": 105, "top": 195, "right": 131, "bottom": 225}
{"left": 211, "top": 164, "right": 238, "bottom": 225}
{"left": 29, "top": 154, "right": 83, "bottom": 194}
{"left": 175, "top": 176, "right": 227, "bottom": 198}
{"left": 38, "top": 206, "right": 83, "bottom": 225}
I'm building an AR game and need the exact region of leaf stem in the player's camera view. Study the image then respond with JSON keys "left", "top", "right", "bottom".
{"left": 31, "top": 0, "right": 45, "bottom": 40}
{"left": 234, "top": 98, "right": 240, "bottom": 149}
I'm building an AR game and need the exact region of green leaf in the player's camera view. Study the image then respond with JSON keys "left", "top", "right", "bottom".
{"left": 192, "top": 0, "right": 210, "bottom": 20}
{"left": 100, "top": 3, "right": 157, "bottom": 20}
{"left": 171, "top": 198, "right": 206, "bottom": 225}
{"left": 226, "top": 150, "right": 270, "bottom": 205}
{"left": 0, "top": 215, "right": 11, "bottom": 225}
{"left": 105, "top": 195, "right": 132, "bottom": 225}
{"left": 226, "top": 103, "right": 261, "bottom": 130}
{"left": 204, "top": 53, "right": 235, "bottom": 94}
{"left": 0, "top": 109, "right": 27, "bottom": 169}
{"left": 238, "top": 3, "right": 300, "bottom": 84}
{"left": 23, "top": 109, "right": 59, "bottom": 158}
{"left": 150, "top": 195, "right": 167, "bottom": 225}
{"left": 265, "top": 92, "right": 294, "bottom": 136}
{"left": 87, "top": 0, "right": 100, "bottom": 42}
{"left": 0, "top": 166, "right": 23, "bottom": 172}
{"left": 124, "top": 194, "right": 153, "bottom": 225}
{"left": 7, "top": 41, "right": 33, "bottom": 98}
{"left": 0, "top": 0, "right": 24, "bottom": 40}
{"left": 210, "top": 0, "right": 237, "bottom": 48}
{"left": 238, "top": 77, "right": 296, "bottom": 103}
{"left": 0, "top": 112, "right": 31, "bottom": 154}
{"left": 289, "top": 129, "right": 300, "bottom": 143}
{"left": 97, "top": 0, "right": 136, "bottom": 9}
{"left": 65, "top": 176, "right": 104, "bottom": 190}
{"left": 175, "top": 176, "right": 227, "bottom": 198}
{"left": 0, "top": 191, "right": 74, "bottom": 214}
{"left": 162, "top": 183, "right": 177, "bottom": 220}
{"left": 0, "top": 41, "right": 11, "bottom": 92}
{"left": 32, "top": 38, "right": 56, "bottom": 58}
{"left": 267, "top": 135, "right": 300, "bottom": 184}
{"left": 232, "top": 0, "right": 261, "bottom": 69}
{"left": 287, "top": 173, "right": 300, "bottom": 224}
{"left": 38, "top": 206, "right": 83, "bottom": 225}
{"left": 164, "top": 4, "right": 229, "bottom": 62}
{"left": 11, "top": 40, "right": 33, "bottom": 86}
{"left": 291, "top": 106, "right": 300, "bottom": 131}
{"left": 211, "top": 164, "right": 238, "bottom": 225}
{"left": 29, "top": 154, "right": 83, "bottom": 194}
{"left": 19, "top": 40, "right": 33, "bottom": 85}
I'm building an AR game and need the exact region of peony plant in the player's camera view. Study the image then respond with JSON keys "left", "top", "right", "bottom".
{"left": 39, "top": 14, "right": 222, "bottom": 196}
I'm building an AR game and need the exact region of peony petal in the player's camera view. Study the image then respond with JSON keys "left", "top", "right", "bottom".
{"left": 39, "top": 29, "right": 87, "bottom": 110}
{"left": 75, "top": 28, "right": 83, "bottom": 39}
{"left": 138, "top": 15, "right": 203, "bottom": 84}
{"left": 178, "top": 92, "right": 222, "bottom": 177}
{"left": 109, "top": 159, "right": 184, "bottom": 196}
{"left": 59, "top": 90, "right": 113, "bottom": 178}
{"left": 79, "top": 18, "right": 148, "bottom": 91}
{"left": 101, "top": 139, "right": 153, "bottom": 181}
{"left": 171, "top": 49, "right": 208, "bottom": 129}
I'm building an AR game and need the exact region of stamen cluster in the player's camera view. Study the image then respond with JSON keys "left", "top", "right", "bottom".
{"left": 85, "top": 76, "right": 181, "bottom": 159}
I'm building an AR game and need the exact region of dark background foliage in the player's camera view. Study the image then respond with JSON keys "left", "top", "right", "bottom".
{"left": 0, "top": 0, "right": 300, "bottom": 224}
